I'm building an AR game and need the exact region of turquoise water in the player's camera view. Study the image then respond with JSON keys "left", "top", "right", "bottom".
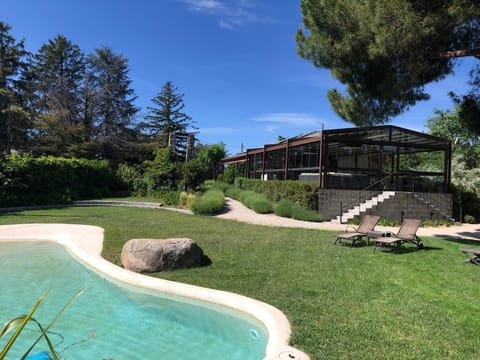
{"left": 0, "top": 242, "right": 267, "bottom": 359}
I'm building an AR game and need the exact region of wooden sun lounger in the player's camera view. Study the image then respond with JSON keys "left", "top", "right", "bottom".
{"left": 335, "top": 215, "right": 380, "bottom": 247}
{"left": 460, "top": 248, "right": 480, "bottom": 265}
{"left": 374, "top": 219, "right": 423, "bottom": 251}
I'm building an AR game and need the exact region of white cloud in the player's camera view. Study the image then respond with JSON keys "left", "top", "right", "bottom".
{"left": 253, "top": 112, "right": 325, "bottom": 127}
{"left": 179, "top": 0, "right": 266, "bottom": 30}
{"left": 181, "top": 0, "right": 225, "bottom": 11}
{"left": 219, "top": 19, "right": 236, "bottom": 30}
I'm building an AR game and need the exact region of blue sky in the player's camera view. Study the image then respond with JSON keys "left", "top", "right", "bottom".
{"left": 2, "top": 0, "right": 474, "bottom": 155}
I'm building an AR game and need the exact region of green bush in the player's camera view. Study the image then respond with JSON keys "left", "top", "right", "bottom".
{"left": 290, "top": 203, "right": 323, "bottom": 222}
{"left": 463, "top": 214, "right": 476, "bottom": 224}
{"left": 239, "top": 190, "right": 273, "bottom": 214}
{"left": 211, "top": 180, "right": 230, "bottom": 192}
{"left": 115, "top": 163, "right": 139, "bottom": 192}
{"left": 239, "top": 190, "right": 257, "bottom": 208}
{"left": 235, "top": 178, "right": 318, "bottom": 210}
{"left": 274, "top": 198, "right": 322, "bottom": 222}
{"left": 274, "top": 199, "right": 294, "bottom": 217}
{"left": 157, "top": 190, "right": 180, "bottom": 206}
{"left": 225, "top": 186, "right": 242, "bottom": 199}
{"left": 0, "top": 154, "right": 112, "bottom": 207}
{"left": 250, "top": 197, "right": 273, "bottom": 214}
{"left": 191, "top": 189, "right": 225, "bottom": 215}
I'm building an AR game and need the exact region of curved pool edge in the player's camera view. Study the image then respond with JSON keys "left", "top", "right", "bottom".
{"left": 0, "top": 223, "right": 310, "bottom": 360}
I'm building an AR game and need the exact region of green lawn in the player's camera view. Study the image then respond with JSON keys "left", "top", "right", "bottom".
{"left": 1, "top": 206, "right": 479, "bottom": 359}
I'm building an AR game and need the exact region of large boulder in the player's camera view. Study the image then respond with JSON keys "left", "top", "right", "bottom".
{"left": 121, "top": 238, "right": 210, "bottom": 273}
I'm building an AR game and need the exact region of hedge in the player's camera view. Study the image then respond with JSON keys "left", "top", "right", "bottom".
{"left": 0, "top": 154, "right": 112, "bottom": 207}
{"left": 234, "top": 178, "right": 318, "bottom": 210}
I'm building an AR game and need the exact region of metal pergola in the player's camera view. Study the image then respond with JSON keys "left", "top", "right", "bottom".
{"left": 222, "top": 125, "right": 451, "bottom": 193}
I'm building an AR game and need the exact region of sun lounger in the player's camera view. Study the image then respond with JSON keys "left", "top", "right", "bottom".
{"left": 335, "top": 215, "right": 380, "bottom": 247}
{"left": 374, "top": 219, "right": 422, "bottom": 251}
{"left": 460, "top": 248, "right": 480, "bottom": 265}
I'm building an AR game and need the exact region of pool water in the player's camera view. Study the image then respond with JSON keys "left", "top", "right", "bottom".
{"left": 0, "top": 242, "right": 267, "bottom": 359}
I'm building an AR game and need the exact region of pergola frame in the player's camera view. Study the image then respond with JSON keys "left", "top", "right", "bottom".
{"left": 222, "top": 125, "right": 451, "bottom": 193}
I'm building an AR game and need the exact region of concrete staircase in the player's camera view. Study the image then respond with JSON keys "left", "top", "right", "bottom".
{"left": 331, "top": 191, "right": 396, "bottom": 223}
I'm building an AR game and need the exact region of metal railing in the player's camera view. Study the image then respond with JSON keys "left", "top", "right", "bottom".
{"left": 339, "top": 173, "right": 398, "bottom": 223}
{"left": 338, "top": 171, "right": 452, "bottom": 223}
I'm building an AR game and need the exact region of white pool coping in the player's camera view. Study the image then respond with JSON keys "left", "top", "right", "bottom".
{"left": 0, "top": 223, "right": 309, "bottom": 360}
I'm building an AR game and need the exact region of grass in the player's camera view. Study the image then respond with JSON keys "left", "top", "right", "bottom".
{"left": 1, "top": 206, "right": 480, "bottom": 359}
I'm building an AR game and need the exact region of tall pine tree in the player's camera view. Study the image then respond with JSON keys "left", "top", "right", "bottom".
{"left": 29, "top": 35, "right": 87, "bottom": 157}
{"left": 143, "top": 81, "right": 196, "bottom": 161}
{"left": 86, "top": 46, "right": 139, "bottom": 161}
{"left": 0, "top": 21, "right": 31, "bottom": 154}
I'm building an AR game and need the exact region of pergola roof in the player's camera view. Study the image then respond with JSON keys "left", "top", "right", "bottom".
{"left": 222, "top": 125, "right": 450, "bottom": 164}
{"left": 323, "top": 125, "right": 450, "bottom": 150}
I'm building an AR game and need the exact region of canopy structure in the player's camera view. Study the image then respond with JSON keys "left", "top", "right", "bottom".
{"left": 222, "top": 125, "right": 451, "bottom": 193}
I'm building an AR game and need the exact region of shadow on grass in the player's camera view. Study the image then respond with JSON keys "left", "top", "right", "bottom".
{"left": 374, "top": 245, "right": 443, "bottom": 254}
{"left": 437, "top": 236, "right": 480, "bottom": 247}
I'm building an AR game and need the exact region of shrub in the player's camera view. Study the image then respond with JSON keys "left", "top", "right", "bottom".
{"left": 463, "top": 214, "right": 476, "bottom": 224}
{"left": 186, "top": 193, "right": 196, "bottom": 209}
{"left": 211, "top": 180, "right": 230, "bottom": 192}
{"left": 180, "top": 191, "right": 189, "bottom": 208}
{"left": 191, "top": 189, "right": 225, "bottom": 215}
{"left": 250, "top": 197, "right": 274, "bottom": 214}
{"left": 239, "top": 190, "right": 258, "bottom": 208}
{"left": 116, "top": 163, "right": 139, "bottom": 192}
{"left": 157, "top": 190, "right": 180, "bottom": 206}
{"left": 180, "top": 192, "right": 197, "bottom": 210}
{"left": 274, "top": 198, "right": 322, "bottom": 222}
{"left": 239, "top": 191, "right": 273, "bottom": 214}
{"left": 225, "top": 186, "right": 242, "bottom": 199}
{"left": 274, "top": 199, "right": 294, "bottom": 218}
{"left": 290, "top": 203, "right": 322, "bottom": 222}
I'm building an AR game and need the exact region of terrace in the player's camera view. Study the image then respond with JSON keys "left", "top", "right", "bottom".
{"left": 223, "top": 125, "right": 453, "bottom": 221}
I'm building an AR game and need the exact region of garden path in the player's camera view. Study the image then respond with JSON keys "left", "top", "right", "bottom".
{"left": 215, "top": 197, "right": 480, "bottom": 242}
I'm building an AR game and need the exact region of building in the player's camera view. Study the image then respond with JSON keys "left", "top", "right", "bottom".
{"left": 222, "top": 125, "right": 453, "bottom": 222}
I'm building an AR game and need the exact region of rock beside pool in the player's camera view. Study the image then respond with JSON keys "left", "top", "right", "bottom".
{"left": 121, "top": 238, "right": 211, "bottom": 273}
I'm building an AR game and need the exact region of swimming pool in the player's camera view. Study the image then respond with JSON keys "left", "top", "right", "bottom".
{"left": 0, "top": 224, "right": 309, "bottom": 360}
{"left": 0, "top": 241, "right": 267, "bottom": 359}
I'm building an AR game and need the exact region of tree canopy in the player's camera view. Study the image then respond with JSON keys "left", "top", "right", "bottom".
{"left": 297, "top": 0, "right": 480, "bottom": 127}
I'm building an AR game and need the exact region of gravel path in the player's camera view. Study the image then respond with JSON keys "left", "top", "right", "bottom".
{"left": 215, "top": 197, "right": 480, "bottom": 242}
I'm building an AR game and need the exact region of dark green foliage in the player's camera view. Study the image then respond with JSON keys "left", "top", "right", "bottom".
{"left": 0, "top": 154, "right": 111, "bottom": 206}
{"left": 157, "top": 190, "right": 180, "bottom": 206}
{"left": 86, "top": 46, "right": 139, "bottom": 161}
{"left": 297, "top": 0, "right": 480, "bottom": 126}
{"left": 133, "top": 148, "right": 180, "bottom": 196}
{"left": 182, "top": 158, "right": 206, "bottom": 191}
{"left": 191, "top": 189, "right": 225, "bottom": 215}
{"left": 115, "top": 163, "right": 139, "bottom": 193}
{"left": 223, "top": 163, "right": 245, "bottom": 184}
{"left": 0, "top": 21, "right": 31, "bottom": 155}
{"left": 197, "top": 143, "right": 226, "bottom": 180}
{"left": 235, "top": 178, "right": 318, "bottom": 210}
{"left": 30, "top": 35, "right": 88, "bottom": 157}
